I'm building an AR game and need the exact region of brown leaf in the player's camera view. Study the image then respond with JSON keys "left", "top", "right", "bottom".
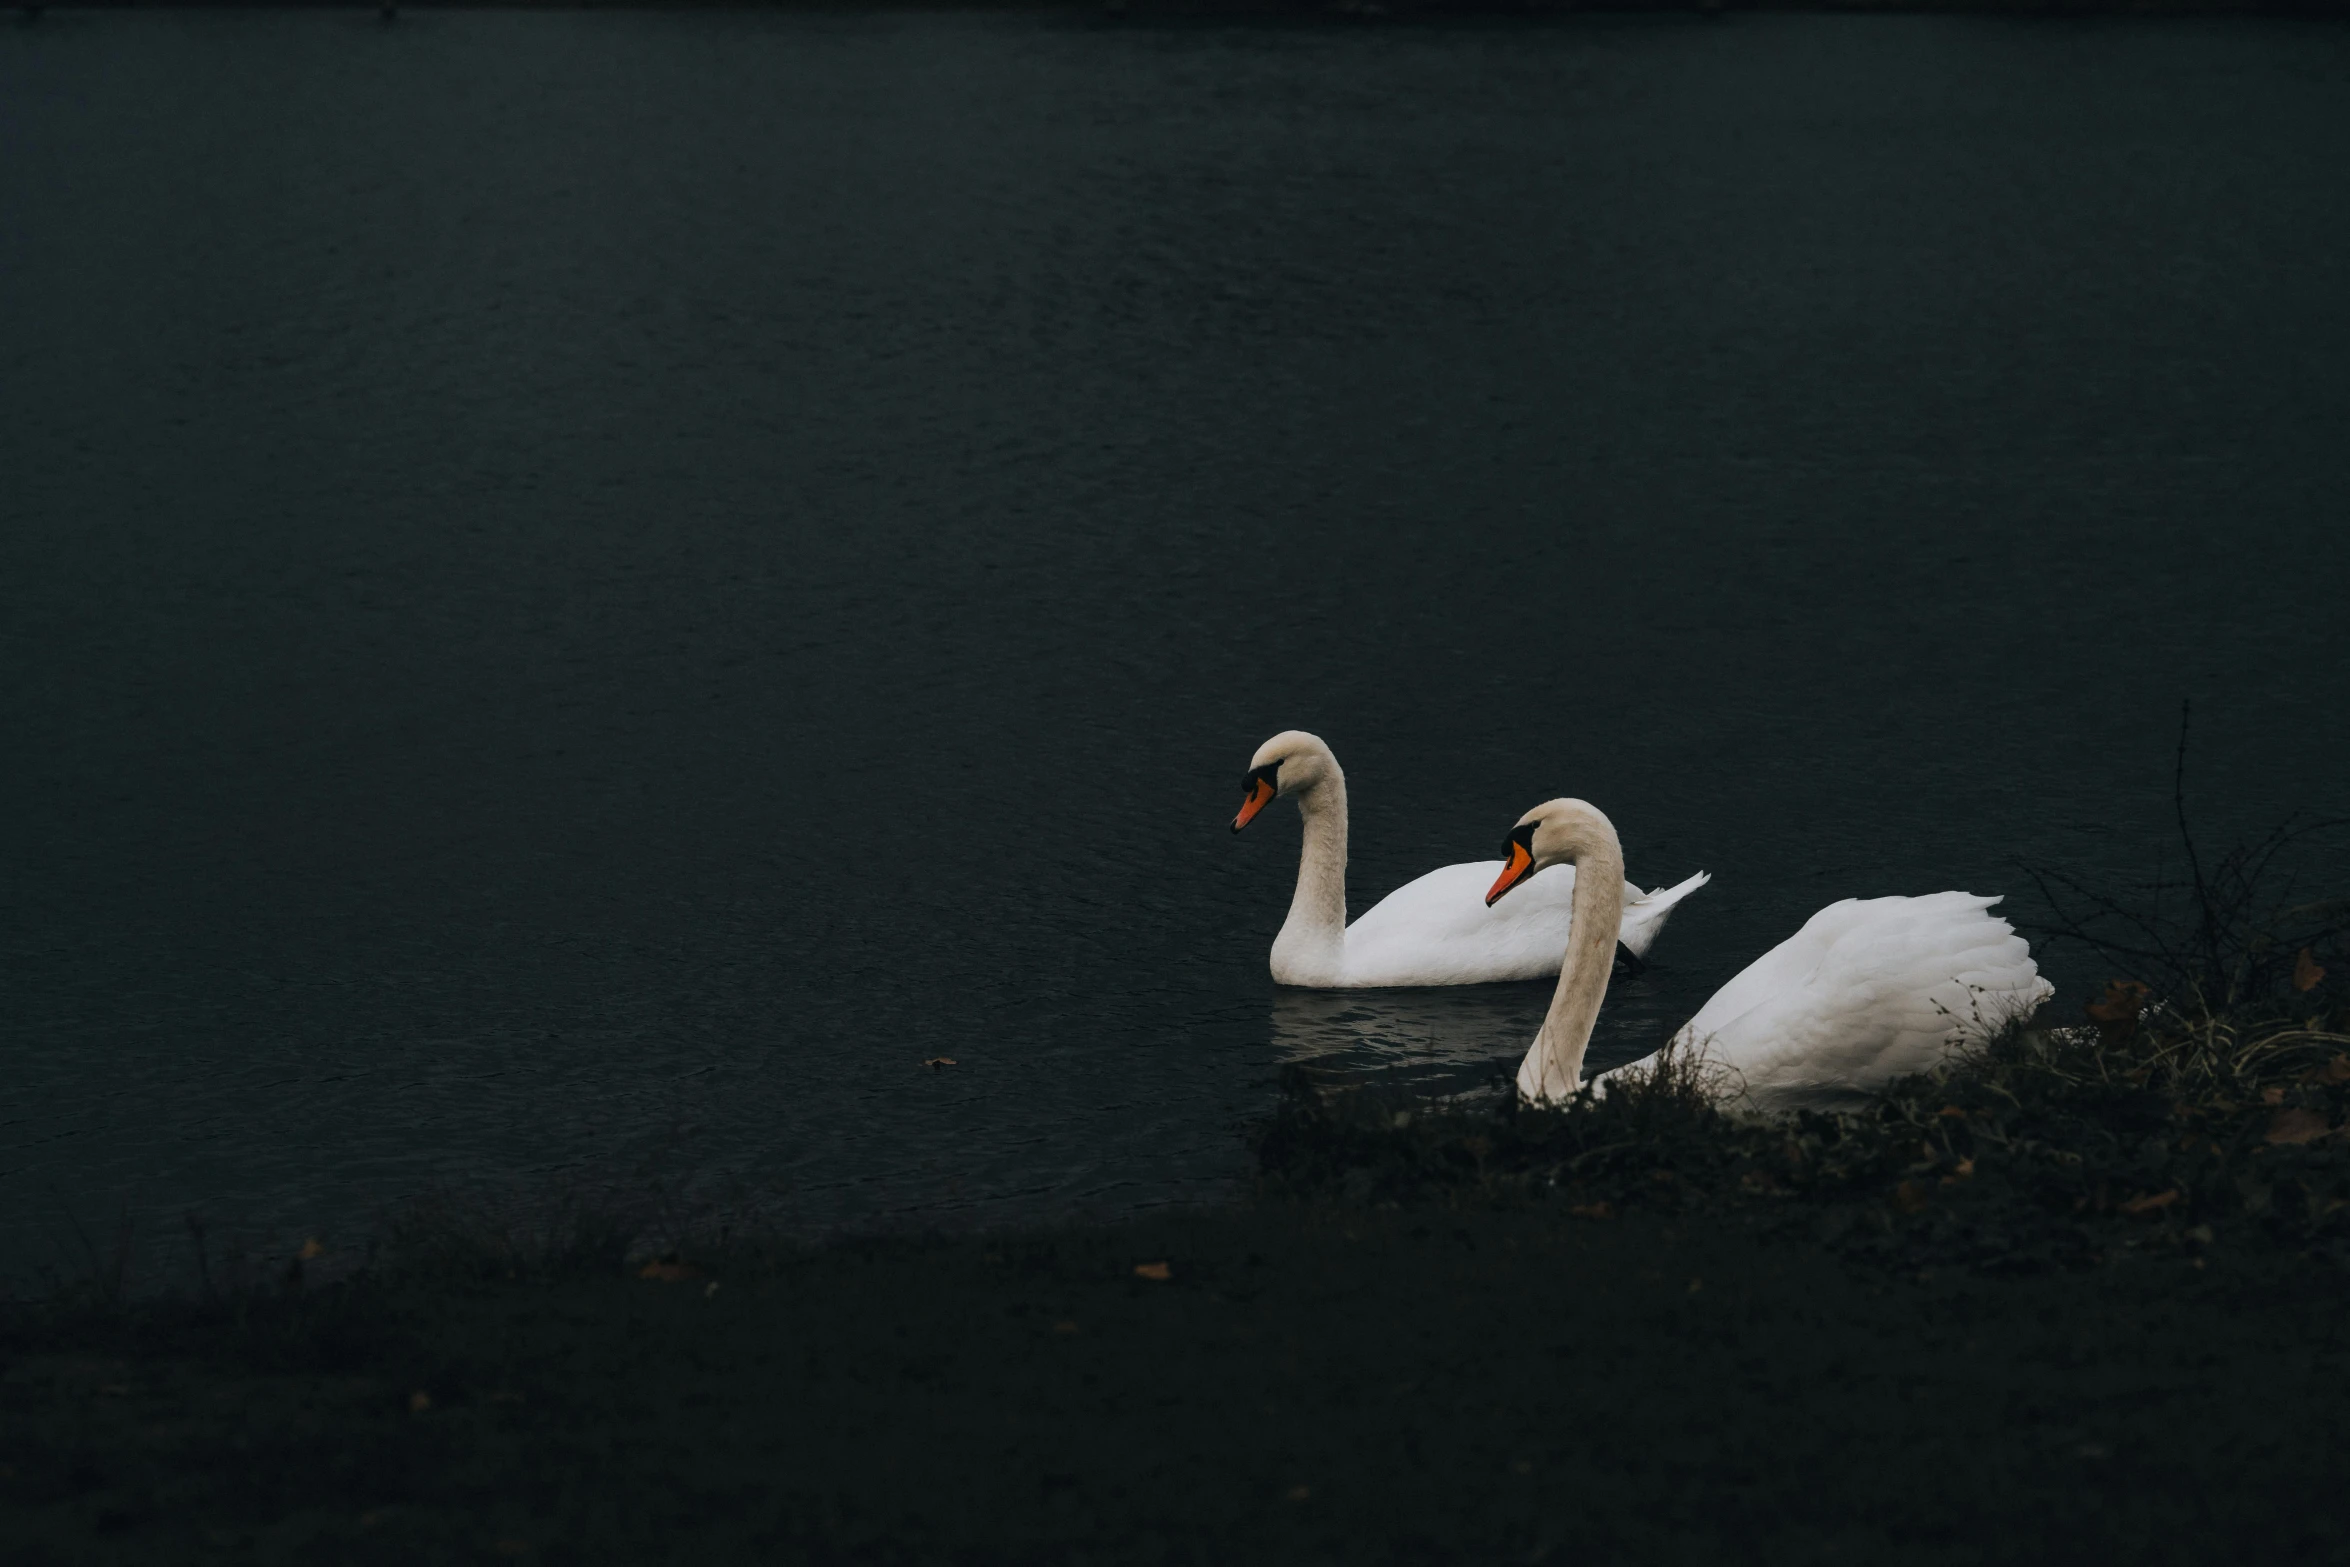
{"left": 2265, "top": 1107, "right": 2335, "bottom": 1146}
{"left": 1132, "top": 1261, "right": 1172, "bottom": 1281}
{"left": 637, "top": 1258, "right": 703, "bottom": 1282}
{"left": 2119, "top": 1188, "right": 2179, "bottom": 1216}
{"left": 2262, "top": 1086, "right": 2287, "bottom": 1106}
{"left": 1936, "top": 1106, "right": 1968, "bottom": 1120}
{"left": 1284, "top": 1485, "right": 1312, "bottom": 1503}
{"left": 2294, "top": 948, "right": 2327, "bottom": 993}
{"left": 296, "top": 1237, "right": 324, "bottom": 1262}
{"left": 1052, "top": 1320, "right": 1080, "bottom": 1335}
{"left": 1567, "top": 1201, "right": 1614, "bottom": 1220}
{"left": 2310, "top": 1054, "right": 2350, "bottom": 1085}
{"left": 408, "top": 1390, "right": 433, "bottom": 1414}
{"left": 1940, "top": 1157, "right": 1976, "bottom": 1186}
{"left": 923, "top": 1057, "right": 957, "bottom": 1070}
{"left": 2085, "top": 980, "right": 2150, "bottom": 1040}
{"left": 1892, "top": 1180, "right": 1930, "bottom": 1213}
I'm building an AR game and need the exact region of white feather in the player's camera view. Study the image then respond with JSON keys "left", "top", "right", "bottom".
{"left": 1600, "top": 892, "right": 2053, "bottom": 1109}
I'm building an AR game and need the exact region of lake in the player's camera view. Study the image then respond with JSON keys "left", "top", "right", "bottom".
{"left": 3, "top": 9, "right": 2346, "bottom": 1281}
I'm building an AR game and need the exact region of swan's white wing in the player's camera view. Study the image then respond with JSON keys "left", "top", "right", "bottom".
{"left": 1624, "top": 893, "right": 2051, "bottom": 1108}
{"left": 1339, "top": 861, "right": 1584, "bottom": 986}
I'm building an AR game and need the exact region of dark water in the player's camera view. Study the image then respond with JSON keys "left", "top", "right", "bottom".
{"left": 4, "top": 12, "right": 2347, "bottom": 1277}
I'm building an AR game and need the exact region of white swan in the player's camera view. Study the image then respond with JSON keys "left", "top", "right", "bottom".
{"left": 1231, "top": 731, "right": 1708, "bottom": 988}
{"left": 1486, "top": 797, "right": 2053, "bottom": 1110}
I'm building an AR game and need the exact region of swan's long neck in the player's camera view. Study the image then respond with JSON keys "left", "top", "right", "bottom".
{"left": 1518, "top": 831, "right": 1625, "bottom": 1104}
{"left": 1270, "top": 763, "right": 1349, "bottom": 986}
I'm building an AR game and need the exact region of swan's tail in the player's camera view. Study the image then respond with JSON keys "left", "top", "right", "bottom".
{"left": 1619, "top": 870, "right": 1711, "bottom": 960}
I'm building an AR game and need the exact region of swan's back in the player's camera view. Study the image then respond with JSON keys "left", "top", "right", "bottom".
{"left": 1337, "top": 863, "right": 1712, "bottom": 987}
{"left": 1341, "top": 861, "right": 1581, "bottom": 986}
{"left": 1667, "top": 893, "right": 2051, "bottom": 1108}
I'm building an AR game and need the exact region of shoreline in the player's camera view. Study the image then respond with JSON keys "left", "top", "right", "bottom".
{"left": 12, "top": 1012, "right": 2350, "bottom": 1560}
{"left": 8, "top": 1197, "right": 2350, "bottom": 1562}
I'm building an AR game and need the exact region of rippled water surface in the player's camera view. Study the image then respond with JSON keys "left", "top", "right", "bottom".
{"left": 4, "top": 11, "right": 2347, "bottom": 1276}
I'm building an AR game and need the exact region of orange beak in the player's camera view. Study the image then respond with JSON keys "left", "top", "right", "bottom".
{"left": 1232, "top": 775, "right": 1277, "bottom": 833}
{"left": 1485, "top": 839, "right": 1537, "bottom": 906}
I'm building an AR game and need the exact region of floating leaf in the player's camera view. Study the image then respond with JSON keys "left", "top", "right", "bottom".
{"left": 1132, "top": 1261, "right": 1171, "bottom": 1281}
{"left": 2295, "top": 948, "right": 2327, "bottom": 993}
{"left": 2119, "top": 1188, "right": 2179, "bottom": 1216}
{"left": 923, "top": 1057, "right": 957, "bottom": 1070}
{"left": 2265, "top": 1107, "right": 2334, "bottom": 1145}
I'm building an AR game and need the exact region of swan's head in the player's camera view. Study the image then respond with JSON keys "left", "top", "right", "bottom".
{"left": 1485, "top": 798, "right": 1621, "bottom": 906}
{"left": 1232, "top": 729, "right": 1336, "bottom": 833}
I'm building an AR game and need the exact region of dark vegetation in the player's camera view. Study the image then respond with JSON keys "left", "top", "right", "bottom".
{"left": 8, "top": 790, "right": 2349, "bottom": 1561}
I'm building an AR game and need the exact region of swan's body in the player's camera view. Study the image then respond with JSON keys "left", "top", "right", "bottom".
{"left": 1491, "top": 799, "right": 2053, "bottom": 1110}
{"left": 1233, "top": 732, "right": 1708, "bottom": 989}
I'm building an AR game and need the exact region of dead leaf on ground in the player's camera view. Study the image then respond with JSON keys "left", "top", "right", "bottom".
{"left": 637, "top": 1258, "right": 704, "bottom": 1282}
{"left": 297, "top": 1237, "right": 324, "bottom": 1261}
{"left": 2307, "top": 1054, "right": 2350, "bottom": 1085}
{"left": 1936, "top": 1105, "right": 1968, "bottom": 1120}
{"left": 2295, "top": 948, "right": 2328, "bottom": 993}
{"left": 2086, "top": 980, "right": 2150, "bottom": 1041}
{"left": 2266, "top": 1107, "right": 2335, "bottom": 1146}
{"left": 923, "top": 1057, "right": 957, "bottom": 1070}
{"left": 1892, "top": 1180, "right": 1931, "bottom": 1213}
{"left": 1052, "top": 1320, "right": 1080, "bottom": 1335}
{"left": 1940, "top": 1157, "right": 1976, "bottom": 1185}
{"left": 1568, "top": 1201, "right": 1614, "bottom": 1220}
{"left": 2119, "top": 1188, "right": 2180, "bottom": 1216}
{"left": 2263, "top": 1086, "right": 2288, "bottom": 1106}
{"left": 1132, "top": 1261, "right": 1171, "bottom": 1281}
{"left": 408, "top": 1391, "right": 433, "bottom": 1414}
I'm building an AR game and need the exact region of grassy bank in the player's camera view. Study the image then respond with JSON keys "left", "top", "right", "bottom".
{"left": 8, "top": 1199, "right": 2350, "bottom": 1564}
{"left": 11, "top": 1004, "right": 2350, "bottom": 1562}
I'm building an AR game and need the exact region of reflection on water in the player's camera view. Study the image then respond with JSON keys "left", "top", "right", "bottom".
{"left": 1268, "top": 967, "right": 1699, "bottom": 1096}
